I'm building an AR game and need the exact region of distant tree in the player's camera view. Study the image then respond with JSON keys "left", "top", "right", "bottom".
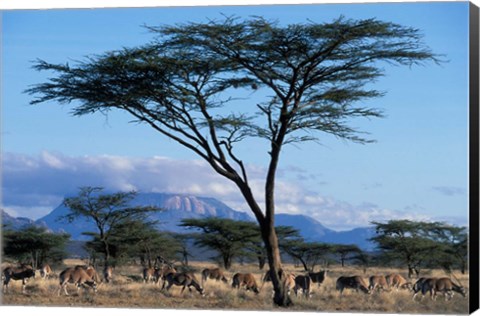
{"left": 86, "top": 218, "right": 182, "bottom": 267}
{"left": 423, "top": 223, "right": 468, "bottom": 274}
{"left": 180, "top": 218, "right": 260, "bottom": 270}
{"left": 280, "top": 238, "right": 332, "bottom": 271}
{"left": 171, "top": 233, "right": 195, "bottom": 267}
{"left": 332, "top": 244, "right": 363, "bottom": 267}
{"left": 370, "top": 220, "right": 465, "bottom": 278}
{"left": 61, "top": 187, "right": 161, "bottom": 266}
{"left": 28, "top": 16, "right": 440, "bottom": 306}
{"left": 2, "top": 226, "right": 70, "bottom": 268}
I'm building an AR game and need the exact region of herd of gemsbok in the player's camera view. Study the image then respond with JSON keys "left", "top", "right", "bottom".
{"left": 2, "top": 262, "right": 468, "bottom": 303}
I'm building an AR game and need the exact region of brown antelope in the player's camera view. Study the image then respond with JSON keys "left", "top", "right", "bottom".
{"left": 57, "top": 266, "right": 97, "bottom": 296}
{"left": 385, "top": 273, "right": 412, "bottom": 291}
{"left": 39, "top": 264, "right": 52, "bottom": 279}
{"left": 163, "top": 272, "right": 205, "bottom": 296}
{"left": 336, "top": 276, "right": 371, "bottom": 295}
{"left": 143, "top": 267, "right": 160, "bottom": 283}
{"left": 83, "top": 266, "right": 102, "bottom": 284}
{"left": 368, "top": 275, "right": 390, "bottom": 292}
{"left": 433, "top": 277, "right": 467, "bottom": 300}
{"left": 3, "top": 264, "right": 36, "bottom": 294}
{"left": 232, "top": 273, "right": 260, "bottom": 294}
{"left": 415, "top": 277, "right": 466, "bottom": 301}
{"left": 201, "top": 268, "right": 228, "bottom": 285}
{"left": 283, "top": 272, "right": 296, "bottom": 296}
{"left": 103, "top": 266, "right": 113, "bottom": 283}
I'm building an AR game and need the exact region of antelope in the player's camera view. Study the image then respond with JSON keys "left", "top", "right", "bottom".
{"left": 293, "top": 274, "right": 312, "bottom": 298}
{"left": 157, "top": 265, "right": 177, "bottom": 288}
{"left": 369, "top": 275, "right": 390, "bottom": 292}
{"left": 201, "top": 268, "right": 228, "bottom": 285}
{"left": 39, "top": 264, "right": 52, "bottom": 279}
{"left": 57, "top": 266, "right": 97, "bottom": 296}
{"left": 3, "top": 264, "right": 36, "bottom": 294}
{"left": 415, "top": 277, "right": 466, "bottom": 301}
{"left": 232, "top": 273, "right": 260, "bottom": 294}
{"left": 308, "top": 270, "right": 327, "bottom": 288}
{"left": 163, "top": 272, "right": 205, "bottom": 296}
{"left": 336, "top": 276, "right": 371, "bottom": 295}
{"left": 143, "top": 267, "right": 160, "bottom": 283}
{"left": 103, "top": 266, "right": 113, "bottom": 283}
{"left": 385, "top": 273, "right": 412, "bottom": 291}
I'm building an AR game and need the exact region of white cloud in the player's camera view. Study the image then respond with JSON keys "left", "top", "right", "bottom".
{"left": 2, "top": 151, "right": 466, "bottom": 230}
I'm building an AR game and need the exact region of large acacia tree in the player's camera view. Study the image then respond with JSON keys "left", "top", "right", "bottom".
{"left": 27, "top": 16, "right": 439, "bottom": 306}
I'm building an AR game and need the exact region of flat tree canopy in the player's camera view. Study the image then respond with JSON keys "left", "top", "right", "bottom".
{"left": 27, "top": 16, "right": 440, "bottom": 306}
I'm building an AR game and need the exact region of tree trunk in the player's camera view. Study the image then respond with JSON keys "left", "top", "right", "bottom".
{"left": 235, "top": 171, "right": 292, "bottom": 306}
{"left": 261, "top": 222, "right": 292, "bottom": 307}
{"left": 257, "top": 253, "right": 266, "bottom": 270}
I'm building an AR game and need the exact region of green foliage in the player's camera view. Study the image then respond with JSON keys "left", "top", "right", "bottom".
{"left": 26, "top": 16, "right": 440, "bottom": 306}
{"left": 331, "top": 244, "right": 363, "bottom": 267}
{"left": 280, "top": 238, "right": 332, "bottom": 271}
{"left": 371, "top": 220, "right": 468, "bottom": 276}
{"left": 62, "top": 187, "right": 162, "bottom": 264}
{"left": 2, "top": 225, "right": 70, "bottom": 267}
{"left": 180, "top": 218, "right": 261, "bottom": 269}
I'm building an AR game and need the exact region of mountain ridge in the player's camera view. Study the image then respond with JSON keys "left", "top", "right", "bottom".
{"left": 3, "top": 192, "right": 376, "bottom": 250}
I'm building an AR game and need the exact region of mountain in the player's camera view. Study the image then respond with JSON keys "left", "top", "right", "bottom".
{"left": 275, "top": 213, "right": 335, "bottom": 238}
{"left": 5, "top": 193, "right": 376, "bottom": 251}
{"left": 274, "top": 213, "right": 376, "bottom": 251}
{"left": 35, "top": 192, "right": 252, "bottom": 240}
{"left": 1, "top": 209, "right": 36, "bottom": 230}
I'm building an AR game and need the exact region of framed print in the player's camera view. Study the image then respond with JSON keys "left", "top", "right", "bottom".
{"left": 1, "top": 0, "right": 479, "bottom": 315}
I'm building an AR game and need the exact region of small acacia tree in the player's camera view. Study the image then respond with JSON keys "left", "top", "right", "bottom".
{"left": 62, "top": 187, "right": 161, "bottom": 267}
{"left": 370, "top": 220, "right": 466, "bottom": 277}
{"left": 27, "top": 16, "right": 439, "bottom": 306}
{"left": 180, "top": 218, "right": 260, "bottom": 269}
{"left": 2, "top": 226, "right": 70, "bottom": 268}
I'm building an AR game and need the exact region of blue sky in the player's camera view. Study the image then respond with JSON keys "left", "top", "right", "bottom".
{"left": 1, "top": 1, "right": 472, "bottom": 230}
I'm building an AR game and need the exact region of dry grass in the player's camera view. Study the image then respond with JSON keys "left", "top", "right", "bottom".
{"left": 1, "top": 261, "right": 470, "bottom": 314}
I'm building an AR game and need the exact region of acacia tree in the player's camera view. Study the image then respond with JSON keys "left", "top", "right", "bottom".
{"left": 27, "top": 16, "right": 439, "bottom": 306}
{"left": 333, "top": 244, "right": 363, "bottom": 267}
{"left": 2, "top": 226, "right": 70, "bottom": 268}
{"left": 280, "top": 238, "right": 332, "bottom": 271}
{"left": 370, "top": 220, "right": 464, "bottom": 277}
{"left": 61, "top": 187, "right": 161, "bottom": 266}
{"left": 180, "top": 218, "right": 260, "bottom": 269}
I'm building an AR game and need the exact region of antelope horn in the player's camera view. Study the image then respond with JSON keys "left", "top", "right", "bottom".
{"left": 450, "top": 272, "right": 463, "bottom": 287}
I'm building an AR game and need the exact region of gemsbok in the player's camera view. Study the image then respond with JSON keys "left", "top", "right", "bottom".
{"left": 57, "top": 266, "right": 97, "bottom": 296}
{"left": 412, "top": 277, "right": 429, "bottom": 300}
{"left": 103, "top": 266, "right": 113, "bottom": 283}
{"left": 385, "top": 273, "right": 412, "bottom": 291}
{"left": 293, "top": 274, "right": 312, "bottom": 298}
{"left": 336, "top": 276, "right": 371, "bottom": 295}
{"left": 201, "top": 268, "right": 228, "bottom": 285}
{"left": 232, "top": 273, "right": 260, "bottom": 294}
{"left": 39, "top": 264, "right": 52, "bottom": 279}
{"left": 414, "top": 277, "right": 466, "bottom": 301}
{"left": 368, "top": 275, "right": 390, "bottom": 292}
{"left": 143, "top": 267, "right": 160, "bottom": 283}
{"left": 308, "top": 270, "right": 327, "bottom": 288}
{"left": 163, "top": 272, "right": 205, "bottom": 296}
{"left": 3, "top": 264, "right": 36, "bottom": 294}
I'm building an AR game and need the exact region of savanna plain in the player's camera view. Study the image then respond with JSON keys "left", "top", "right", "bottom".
{"left": 1, "top": 259, "right": 469, "bottom": 314}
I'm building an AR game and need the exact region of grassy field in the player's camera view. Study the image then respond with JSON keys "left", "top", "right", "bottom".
{"left": 1, "top": 260, "right": 470, "bottom": 314}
